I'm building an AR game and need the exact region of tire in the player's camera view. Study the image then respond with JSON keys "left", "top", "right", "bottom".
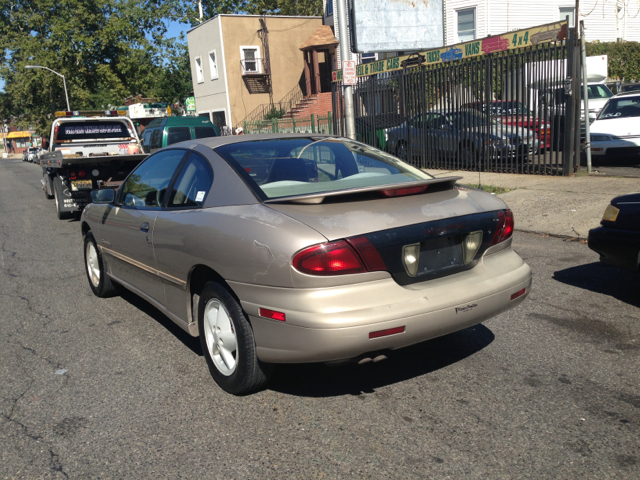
{"left": 44, "top": 175, "right": 54, "bottom": 199}
{"left": 396, "top": 141, "right": 408, "bottom": 161}
{"left": 84, "top": 231, "right": 119, "bottom": 298}
{"left": 53, "top": 176, "right": 73, "bottom": 220}
{"left": 198, "top": 281, "right": 272, "bottom": 395}
{"left": 457, "top": 141, "right": 480, "bottom": 169}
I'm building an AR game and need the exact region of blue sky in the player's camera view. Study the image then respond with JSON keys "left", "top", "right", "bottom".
{"left": 0, "top": 20, "right": 188, "bottom": 93}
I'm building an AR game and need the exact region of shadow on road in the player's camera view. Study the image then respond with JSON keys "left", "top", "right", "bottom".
{"left": 268, "top": 324, "right": 494, "bottom": 398}
{"left": 119, "top": 289, "right": 203, "bottom": 356}
{"left": 553, "top": 262, "right": 640, "bottom": 308}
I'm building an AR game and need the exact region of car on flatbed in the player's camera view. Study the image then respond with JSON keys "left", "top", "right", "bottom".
{"left": 81, "top": 134, "right": 532, "bottom": 395}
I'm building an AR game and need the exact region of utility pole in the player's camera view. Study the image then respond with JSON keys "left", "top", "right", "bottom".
{"left": 581, "top": 20, "right": 592, "bottom": 173}
{"left": 336, "top": 0, "right": 356, "bottom": 139}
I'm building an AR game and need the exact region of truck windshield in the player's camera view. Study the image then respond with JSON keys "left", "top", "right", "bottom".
{"left": 598, "top": 97, "right": 640, "bottom": 120}
{"left": 55, "top": 121, "right": 133, "bottom": 141}
{"left": 584, "top": 84, "right": 613, "bottom": 100}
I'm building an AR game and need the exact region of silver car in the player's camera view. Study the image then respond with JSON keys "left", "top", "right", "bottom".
{"left": 81, "top": 134, "right": 532, "bottom": 394}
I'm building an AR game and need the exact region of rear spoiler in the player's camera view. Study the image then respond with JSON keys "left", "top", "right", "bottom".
{"left": 40, "top": 150, "right": 147, "bottom": 168}
{"left": 263, "top": 176, "right": 463, "bottom": 205}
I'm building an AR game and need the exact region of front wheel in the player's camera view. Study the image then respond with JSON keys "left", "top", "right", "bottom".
{"left": 84, "top": 232, "right": 119, "bottom": 298}
{"left": 198, "top": 281, "right": 271, "bottom": 395}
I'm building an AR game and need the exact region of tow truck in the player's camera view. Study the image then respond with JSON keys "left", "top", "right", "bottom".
{"left": 40, "top": 110, "right": 147, "bottom": 219}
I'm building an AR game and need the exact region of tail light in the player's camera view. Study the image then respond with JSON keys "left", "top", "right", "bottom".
{"left": 69, "top": 171, "right": 77, "bottom": 180}
{"left": 293, "top": 241, "right": 366, "bottom": 276}
{"left": 78, "top": 170, "right": 86, "bottom": 178}
{"left": 489, "top": 210, "right": 514, "bottom": 246}
{"left": 381, "top": 185, "right": 427, "bottom": 197}
{"left": 293, "top": 238, "right": 387, "bottom": 276}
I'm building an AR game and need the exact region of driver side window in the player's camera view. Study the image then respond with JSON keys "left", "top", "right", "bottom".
{"left": 120, "top": 149, "right": 186, "bottom": 208}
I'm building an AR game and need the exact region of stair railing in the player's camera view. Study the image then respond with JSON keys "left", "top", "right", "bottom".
{"left": 238, "top": 82, "right": 306, "bottom": 125}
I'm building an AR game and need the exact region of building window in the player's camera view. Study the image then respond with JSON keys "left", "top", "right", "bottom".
{"left": 240, "top": 46, "right": 261, "bottom": 74}
{"left": 457, "top": 8, "right": 476, "bottom": 43}
{"left": 195, "top": 56, "right": 204, "bottom": 84}
{"left": 208, "top": 50, "right": 218, "bottom": 80}
{"left": 559, "top": 7, "right": 575, "bottom": 28}
{"left": 325, "top": 0, "right": 333, "bottom": 16}
{"left": 360, "top": 52, "right": 377, "bottom": 64}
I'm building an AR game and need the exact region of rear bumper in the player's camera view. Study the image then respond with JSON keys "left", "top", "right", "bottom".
{"left": 588, "top": 226, "right": 640, "bottom": 272}
{"left": 230, "top": 247, "right": 532, "bottom": 363}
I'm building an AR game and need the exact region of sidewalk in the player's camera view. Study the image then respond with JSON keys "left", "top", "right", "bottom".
{"left": 431, "top": 169, "right": 640, "bottom": 239}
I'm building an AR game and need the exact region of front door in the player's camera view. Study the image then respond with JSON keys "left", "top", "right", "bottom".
{"left": 102, "top": 148, "right": 187, "bottom": 304}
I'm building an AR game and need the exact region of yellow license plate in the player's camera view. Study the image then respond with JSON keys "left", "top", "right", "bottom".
{"left": 71, "top": 180, "right": 93, "bottom": 191}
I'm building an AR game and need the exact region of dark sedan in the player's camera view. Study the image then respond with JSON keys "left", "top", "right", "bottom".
{"left": 588, "top": 193, "right": 640, "bottom": 272}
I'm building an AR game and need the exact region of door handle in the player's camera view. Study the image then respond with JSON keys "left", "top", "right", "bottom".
{"left": 140, "top": 222, "right": 149, "bottom": 233}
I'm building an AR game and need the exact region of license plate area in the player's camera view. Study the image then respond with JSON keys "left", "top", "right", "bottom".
{"left": 415, "top": 235, "right": 464, "bottom": 277}
{"left": 71, "top": 179, "right": 93, "bottom": 191}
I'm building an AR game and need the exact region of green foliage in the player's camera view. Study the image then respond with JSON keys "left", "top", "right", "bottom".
{"left": 585, "top": 41, "right": 640, "bottom": 82}
{"left": 264, "top": 106, "right": 285, "bottom": 119}
{"left": 195, "top": 0, "right": 322, "bottom": 22}
{"left": 0, "top": 0, "right": 187, "bottom": 135}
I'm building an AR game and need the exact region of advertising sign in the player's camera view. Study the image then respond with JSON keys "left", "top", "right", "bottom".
{"left": 333, "top": 21, "right": 568, "bottom": 82}
{"left": 185, "top": 97, "right": 196, "bottom": 112}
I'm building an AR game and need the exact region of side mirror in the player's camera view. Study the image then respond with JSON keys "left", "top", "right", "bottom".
{"left": 91, "top": 188, "right": 116, "bottom": 204}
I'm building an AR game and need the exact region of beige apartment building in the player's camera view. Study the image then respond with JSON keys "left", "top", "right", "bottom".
{"left": 187, "top": 15, "right": 326, "bottom": 130}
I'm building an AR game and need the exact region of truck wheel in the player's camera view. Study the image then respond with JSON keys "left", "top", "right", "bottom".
{"left": 44, "top": 175, "right": 54, "bottom": 199}
{"left": 53, "top": 177, "right": 73, "bottom": 220}
{"left": 84, "top": 231, "right": 119, "bottom": 297}
{"left": 198, "top": 281, "right": 272, "bottom": 395}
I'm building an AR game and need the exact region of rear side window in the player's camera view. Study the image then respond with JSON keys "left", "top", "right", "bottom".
{"left": 168, "top": 153, "right": 213, "bottom": 208}
{"left": 55, "top": 121, "right": 131, "bottom": 141}
{"left": 150, "top": 129, "right": 162, "bottom": 151}
{"left": 194, "top": 126, "right": 217, "bottom": 139}
{"left": 167, "top": 127, "right": 192, "bottom": 146}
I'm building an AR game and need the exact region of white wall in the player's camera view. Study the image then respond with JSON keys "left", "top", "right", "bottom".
{"left": 445, "top": 0, "right": 640, "bottom": 44}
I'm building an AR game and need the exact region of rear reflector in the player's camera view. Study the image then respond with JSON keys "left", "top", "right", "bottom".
{"left": 369, "top": 326, "right": 405, "bottom": 339}
{"left": 510, "top": 288, "right": 526, "bottom": 300}
{"left": 381, "top": 185, "right": 428, "bottom": 197}
{"left": 259, "top": 308, "right": 286, "bottom": 322}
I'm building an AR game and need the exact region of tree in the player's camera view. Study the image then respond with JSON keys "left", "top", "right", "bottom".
{"left": 193, "top": 0, "right": 322, "bottom": 23}
{"left": 0, "top": 0, "right": 182, "bottom": 135}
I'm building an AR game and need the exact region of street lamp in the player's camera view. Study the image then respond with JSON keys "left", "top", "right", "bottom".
{"left": 25, "top": 65, "right": 71, "bottom": 111}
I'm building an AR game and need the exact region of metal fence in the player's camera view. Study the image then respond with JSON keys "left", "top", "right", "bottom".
{"left": 332, "top": 31, "right": 579, "bottom": 175}
{"left": 243, "top": 113, "right": 333, "bottom": 135}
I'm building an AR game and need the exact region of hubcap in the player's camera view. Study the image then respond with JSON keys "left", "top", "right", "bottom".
{"left": 86, "top": 242, "right": 100, "bottom": 288}
{"left": 203, "top": 299, "right": 238, "bottom": 376}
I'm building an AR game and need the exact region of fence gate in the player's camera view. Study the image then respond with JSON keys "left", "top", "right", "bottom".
{"left": 332, "top": 21, "right": 579, "bottom": 175}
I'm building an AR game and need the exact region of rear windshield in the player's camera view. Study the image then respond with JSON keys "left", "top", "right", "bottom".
{"left": 55, "top": 121, "right": 132, "bottom": 141}
{"left": 214, "top": 137, "right": 432, "bottom": 200}
{"left": 598, "top": 97, "right": 640, "bottom": 120}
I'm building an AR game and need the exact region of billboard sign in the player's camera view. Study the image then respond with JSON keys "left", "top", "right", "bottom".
{"left": 351, "top": 0, "right": 444, "bottom": 53}
{"left": 185, "top": 97, "right": 196, "bottom": 112}
{"left": 333, "top": 21, "right": 568, "bottom": 81}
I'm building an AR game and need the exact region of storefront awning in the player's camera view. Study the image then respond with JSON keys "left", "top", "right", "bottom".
{"left": 5, "top": 131, "right": 32, "bottom": 139}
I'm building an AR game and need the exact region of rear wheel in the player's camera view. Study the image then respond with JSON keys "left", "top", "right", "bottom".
{"left": 44, "top": 175, "right": 54, "bottom": 199}
{"left": 198, "top": 281, "right": 271, "bottom": 395}
{"left": 84, "top": 232, "right": 119, "bottom": 297}
{"left": 457, "top": 141, "right": 480, "bottom": 169}
{"left": 53, "top": 176, "right": 73, "bottom": 220}
{"left": 396, "top": 141, "right": 408, "bottom": 161}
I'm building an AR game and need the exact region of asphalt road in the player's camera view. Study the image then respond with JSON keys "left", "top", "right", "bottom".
{"left": 1, "top": 157, "right": 638, "bottom": 479}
